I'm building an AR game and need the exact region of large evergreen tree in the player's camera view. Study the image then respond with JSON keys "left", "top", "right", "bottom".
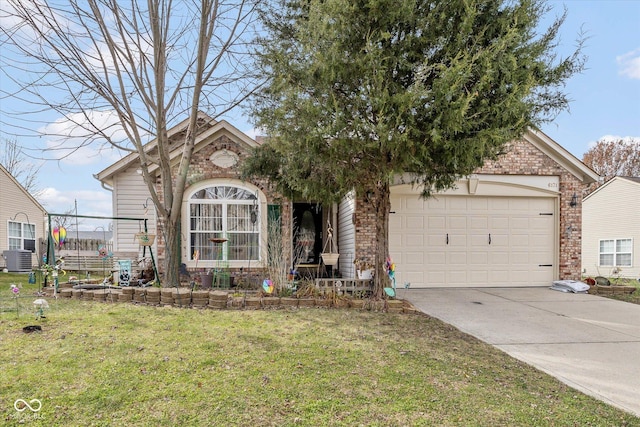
{"left": 244, "top": 0, "right": 585, "bottom": 296}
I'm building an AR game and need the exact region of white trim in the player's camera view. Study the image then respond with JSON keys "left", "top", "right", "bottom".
{"left": 181, "top": 178, "right": 267, "bottom": 269}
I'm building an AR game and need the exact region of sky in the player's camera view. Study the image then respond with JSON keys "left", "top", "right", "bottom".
{"left": 0, "top": 0, "right": 638, "bottom": 231}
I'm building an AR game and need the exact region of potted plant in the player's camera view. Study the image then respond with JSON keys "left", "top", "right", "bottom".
{"left": 354, "top": 259, "right": 374, "bottom": 280}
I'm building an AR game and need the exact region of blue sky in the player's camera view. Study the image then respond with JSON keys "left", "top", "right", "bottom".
{"left": 1, "top": 0, "right": 638, "bottom": 230}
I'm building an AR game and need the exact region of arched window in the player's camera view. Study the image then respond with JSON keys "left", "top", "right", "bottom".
{"left": 188, "top": 185, "right": 260, "bottom": 261}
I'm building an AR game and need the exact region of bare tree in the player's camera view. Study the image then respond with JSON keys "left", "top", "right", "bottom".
{"left": 0, "top": 0, "right": 259, "bottom": 286}
{"left": 582, "top": 137, "right": 640, "bottom": 193}
{"left": 0, "top": 137, "right": 42, "bottom": 197}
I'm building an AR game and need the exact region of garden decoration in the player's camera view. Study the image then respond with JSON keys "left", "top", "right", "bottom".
{"left": 33, "top": 298, "right": 49, "bottom": 320}
{"left": 52, "top": 226, "right": 67, "bottom": 248}
{"left": 262, "top": 279, "right": 274, "bottom": 294}
{"left": 97, "top": 244, "right": 113, "bottom": 260}
{"left": 384, "top": 257, "right": 396, "bottom": 298}
{"left": 10, "top": 284, "right": 21, "bottom": 317}
{"left": 42, "top": 259, "right": 66, "bottom": 295}
{"left": 97, "top": 244, "right": 113, "bottom": 279}
{"left": 118, "top": 260, "right": 132, "bottom": 286}
{"left": 210, "top": 237, "right": 230, "bottom": 288}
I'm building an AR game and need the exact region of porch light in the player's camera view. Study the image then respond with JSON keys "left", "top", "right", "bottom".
{"left": 569, "top": 193, "right": 578, "bottom": 208}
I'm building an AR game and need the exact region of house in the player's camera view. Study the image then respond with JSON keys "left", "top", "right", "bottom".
{"left": 582, "top": 176, "right": 640, "bottom": 279}
{"left": 0, "top": 164, "right": 47, "bottom": 272}
{"left": 96, "top": 113, "right": 599, "bottom": 288}
{"left": 94, "top": 113, "right": 292, "bottom": 279}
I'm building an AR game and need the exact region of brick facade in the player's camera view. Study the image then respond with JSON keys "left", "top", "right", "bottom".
{"left": 153, "top": 133, "right": 291, "bottom": 277}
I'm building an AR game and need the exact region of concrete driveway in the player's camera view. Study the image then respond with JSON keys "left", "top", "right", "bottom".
{"left": 404, "top": 287, "right": 640, "bottom": 417}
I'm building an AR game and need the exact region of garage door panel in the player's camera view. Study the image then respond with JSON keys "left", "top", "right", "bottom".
{"left": 510, "top": 234, "right": 530, "bottom": 247}
{"left": 406, "top": 216, "right": 425, "bottom": 229}
{"left": 448, "top": 234, "right": 467, "bottom": 248}
{"left": 428, "top": 216, "right": 446, "bottom": 229}
{"left": 426, "top": 251, "right": 446, "bottom": 265}
{"left": 470, "top": 234, "right": 488, "bottom": 247}
{"left": 447, "top": 251, "right": 468, "bottom": 265}
{"left": 530, "top": 217, "right": 552, "bottom": 229}
{"left": 489, "top": 217, "right": 509, "bottom": 229}
{"left": 468, "top": 270, "right": 489, "bottom": 285}
{"left": 509, "top": 252, "right": 531, "bottom": 264}
{"left": 426, "top": 270, "right": 445, "bottom": 285}
{"left": 448, "top": 270, "right": 468, "bottom": 285}
{"left": 389, "top": 193, "right": 556, "bottom": 288}
{"left": 487, "top": 233, "right": 508, "bottom": 247}
{"left": 469, "top": 252, "right": 488, "bottom": 264}
{"left": 405, "top": 252, "right": 424, "bottom": 265}
{"left": 470, "top": 217, "right": 489, "bottom": 231}
{"left": 489, "top": 268, "right": 509, "bottom": 280}
{"left": 406, "top": 198, "right": 426, "bottom": 211}
{"left": 449, "top": 216, "right": 467, "bottom": 229}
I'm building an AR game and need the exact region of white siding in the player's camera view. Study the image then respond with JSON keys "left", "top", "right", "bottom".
{"left": 582, "top": 178, "right": 640, "bottom": 278}
{"left": 338, "top": 191, "right": 356, "bottom": 278}
{"left": 112, "top": 167, "right": 157, "bottom": 258}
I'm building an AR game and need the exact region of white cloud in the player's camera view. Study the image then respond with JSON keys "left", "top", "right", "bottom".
{"left": 39, "top": 110, "right": 130, "bottom": 165}
{"left": 617, "top": 48, "right": 640, "bottom": 79}
{"left": 38, "top": 187, "right": 113, "bottom": 230}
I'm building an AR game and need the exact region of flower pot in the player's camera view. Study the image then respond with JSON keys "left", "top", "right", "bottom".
{"left": 357, "top": 269, "right": 374, "bottom": 280}
{"left": 200, "top": 273, "right": 213, "bottom": 289}
{"left": 321, "top": 252, "right": 339, "bottom": 266}
{"left": 135, "top": 232, "right": 156, "bottom": 246}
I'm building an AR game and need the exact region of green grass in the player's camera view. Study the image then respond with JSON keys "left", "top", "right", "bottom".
{"left": 1, "top": 272, "right": 638, "bottom": 426}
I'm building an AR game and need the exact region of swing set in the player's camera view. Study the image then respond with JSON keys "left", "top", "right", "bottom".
{"left": 45, "top": 213, "right": 160, "bottom": 292}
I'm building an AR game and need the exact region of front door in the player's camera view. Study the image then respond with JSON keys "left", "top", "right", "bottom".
{"left": 293, "top": 203, "right": 323, "bottom": 265}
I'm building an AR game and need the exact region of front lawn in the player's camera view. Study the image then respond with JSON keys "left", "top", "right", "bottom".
{"left": 1, "top": 272, "right": 638, "bottom": 426}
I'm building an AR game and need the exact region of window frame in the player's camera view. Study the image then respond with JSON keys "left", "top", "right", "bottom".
{"left": 185, "top": 182, "right": 265, "bottom": 267}
{"left": 7, "top": 220, "right": 36, "bottom": 253}
{"left": 598, "top": 238, "right": 633, "bottom": 268}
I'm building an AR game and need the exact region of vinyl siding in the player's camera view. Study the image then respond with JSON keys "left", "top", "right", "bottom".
{"left": 582, "top": 178, "right": 640, "bottom": 278}
{"left": 338, "top": 191, "right": 356, "bottom": 278}
{"left": 112, "top": 167, "right": 157, "bottom": 257}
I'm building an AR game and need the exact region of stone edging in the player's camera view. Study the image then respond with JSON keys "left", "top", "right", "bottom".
{"left": 44, "top": 287, "right": 424, "bottom": 314}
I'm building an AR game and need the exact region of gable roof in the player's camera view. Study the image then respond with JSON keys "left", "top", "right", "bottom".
{"left": 583, "top": 176, "right": 640, "bottom": 202}
{"left": 94, "top": 113, "right": 258, "bottom": 187}
{"left": 525, "top": 128, "right": 600, "bottom": 184}
{"left": 0, "top": 163, "right": 47, "bottom": 214}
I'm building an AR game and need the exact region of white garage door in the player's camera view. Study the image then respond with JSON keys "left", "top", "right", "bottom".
{"left": 389, "top": 194, "right": 556, "bottom": 287}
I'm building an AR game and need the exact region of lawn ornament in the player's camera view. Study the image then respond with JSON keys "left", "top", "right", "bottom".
{"left": 262, "top": 279, "right": 274, "bottom": 294}
{"left": 97, "top": 244, "right": 113, "bottom": 260}
{"left": 384, "top": 257, "right": 396, "bottom": 298}
{"left": 52, "top": 226, "right": 66, "bottom": 248}
{"left": 33, "top": 298, "right": 49, "bottom": 319}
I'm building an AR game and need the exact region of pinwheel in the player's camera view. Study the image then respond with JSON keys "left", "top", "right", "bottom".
{"left": 384, "top": 256, "right": 397, "bottom": 297}
{"left": 262, "top": 279, "right": 274, "bottom": 294}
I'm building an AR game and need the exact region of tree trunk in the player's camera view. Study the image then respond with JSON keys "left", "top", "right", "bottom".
{"left": 371, "top": 180, "right": 391, "bottom": 299}
{"left": 162, "top": 215, "right": 181, "bottom": 287}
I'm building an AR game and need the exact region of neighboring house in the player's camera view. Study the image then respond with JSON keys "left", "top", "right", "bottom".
{"left": 0, "top": 164, "right": 47, "bottom": 271}
{"left": 96, "top": 113, "right": 598, "bottom": 288}
{"left": 582, "top": 176, "right": 640, "bottom": 279}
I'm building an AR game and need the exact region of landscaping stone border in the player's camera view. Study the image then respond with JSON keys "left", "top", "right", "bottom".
{"left": 42, "top": 286, "right": 421, "bottom": 313}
